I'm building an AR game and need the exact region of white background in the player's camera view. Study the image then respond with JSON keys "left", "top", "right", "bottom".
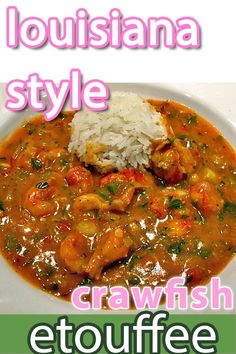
{"left": 0, "top": 0, "right": 235, "bottom": 82}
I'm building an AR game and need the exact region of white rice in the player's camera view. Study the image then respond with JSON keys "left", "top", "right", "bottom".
{"left": 68, "top": 91, "right": 167, "bottom": 171}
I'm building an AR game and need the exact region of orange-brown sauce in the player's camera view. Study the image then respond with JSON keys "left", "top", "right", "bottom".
{"left": 0, "top": 101, "right": 235, "bottom": 307}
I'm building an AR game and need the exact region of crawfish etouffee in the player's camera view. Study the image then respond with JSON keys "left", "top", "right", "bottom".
{"left": 0, "top": 100, "right": 236, "bottom": 307}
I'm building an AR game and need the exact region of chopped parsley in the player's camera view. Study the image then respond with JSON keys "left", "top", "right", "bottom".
{"left": 128, "top": 275, "right": 141, "bottom": 285}
{"left": 201, "top": 143, "right": 209, "bottom": 151}
{"left": 97, "top": 189, "right": 110, "bottom": 200}
{"left": 80, "top": 278, "right": 93, "bottom": 286}
{"left": 60, "top": 157, "right": 69, "bottom": 166}
{"left": 223, "top": 202, "right": 236, "bottom": 215}
{"left": 198, "top": 247, "right": 211, "bottom": 259}
{"left": 167, "top": 137, "right": 175, "bottom": 145}
{"left": 168, "top": 240, "right": 186, "bottom": 255}
{"left": 168, "top": 196, "right": 184, "bottom": 210}
{"left": 138, "top": 202, "right": 148, "bottom": 209}
{"left": 186, "top": 115, "right": 198, "bottom": 125}
{"left": 98, "top": 182, "right": 123, "bottom": 200}
{"left": 181, "top": 214, "right": 189, "bottom": 220}
{"left": 31, "top": 158, "right": 42, "bottom": 170}
{"left": 36, "top": 181, "right": 49, "bottom": 189}
{"left": 106, "top": 182, "right": 122, "bottom": 195}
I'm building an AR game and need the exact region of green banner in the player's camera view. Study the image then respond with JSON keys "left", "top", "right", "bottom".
{"left": 0, "top": 313, "right": 235, "bottom": 354}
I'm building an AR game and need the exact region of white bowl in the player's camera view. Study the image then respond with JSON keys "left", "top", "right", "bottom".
{"left": 0, "top": 83, "right": 235, "bottom": 314}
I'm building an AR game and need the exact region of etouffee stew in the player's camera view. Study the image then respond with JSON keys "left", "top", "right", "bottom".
{"left": 0, "top": 100, "right": 236, "bottom": 307}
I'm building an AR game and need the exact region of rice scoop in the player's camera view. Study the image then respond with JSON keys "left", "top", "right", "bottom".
{"left": 68, "top": 92, "right": 167, "bottom": 172}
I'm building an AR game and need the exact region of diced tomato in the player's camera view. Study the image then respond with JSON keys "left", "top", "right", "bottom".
{"left": 186, "top": 268, "right": 202, "bottom": 285}
{"left": 134, "top": 170, "right": 146, "bottom": 183}
{"left": 121, "top": 169, "right": 136, "bottom": 181}
{"left": 9, "top": 157, "right": 14, "bottom": 169}
{"left": 41, "top": 235, "right": 53, "bottom": 243}
{"left": 35, "top": 149, "right": 44, "bottom": 158}
{"left": 1, "top": 171, "right": 9, "bottom": 177}
{"left": 57, "top": 222, "right": 72, "bottom": 233}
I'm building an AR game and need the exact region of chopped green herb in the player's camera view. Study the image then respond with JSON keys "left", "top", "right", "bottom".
{"left": 177, "top": 135, "right": 188, "bottom": 141}
{"left": 31, "top": 158, "right": 42, "bottom": 170}
{"left": 57, "top": 112, "right": 65, "bottom": 119}
{"left": 80, "top": 278, "right": 93, "bottom": 286}
{"left": 36, "top": 181, "right": 49, "bottom": 189}
{"left": 140, "top": 241, "right": 153, "bottom": 251}
{"left": 106, "top": 182, "right": 121, "bottom": 195}
{"left": 128, "top": 275, "right": 141, "bottom": 285}
{"left": 4, "top": 235, "right": 21, "bottom": 252}
{"left": 98, "top": 189, "right": 109, "bottom": 200}
{"left": 93, "top": 209, "right": 100, "bottom": 218}
{"left": 223, "top": 202, "right": 236, "bottom": 215}
{"left": 158, "top": 227, "right": 172, "bottom": 237}
{"left": 60, "top": 157, "right": 69, "bottom": 166}
{"left": 135, "top": 188, "right": 146, "bottom": 196}
{"left": 220, "top": 181, "right": 225, "bottom": 187}
{"left": 218, "top": 211, "right": 224, "bottom": 221}
{"left": 168, "top": 110, "right": 179, "bottom": 119}
{"left": 167, "top": 137, "right": 175, "bottom": 145}
{"left": 178, "top": 180, "right": 188, "bottom": 189}
{"left": 23, "top": 121, "right": 31, "bottom": 128}
{"left": 181, "top": 214, "right": 189, "bottom": 220}
{"left": 50, "top": 283, "right": 59, "bottom": 291}
{"left": 198, "top": 247, "right": 211, "bottom": 259}
{"left": 61, "top": 207, "right": 67, "bottom": 218}
{"left": 217, "top": 188, "right": 224, "bottom": 198}
{"left": 0, "top": 202, "right": 5, "bottom": 211}
{"left": 168, "top": 197, "right": 184, "bottom": 210}
{"left": 33, "top": 233, "right": 44, "bottom": 243}
{"left": 185, "top": 276, "right": 193, "bottom": 285}
{"left": 187, "top": 115, "right": 198, "bottom": 125}
{"left": 201, "top": 143, "right": 209, "bottom": 151}
{"left": 168, "top": 240, "right": 185, "bottom": 255}
{"left": 177, "top": 135, "right": 196, "bottom": 148}
{"left": 138, "top": 202, "right": 148, "bottom": 209}
{"left": 18, "top": 171, "right": 30, "bottom": 180}
{"left": 229, "top": 176, "right": 236, "bottom": 186}
{"left": 43, "top": 265, "right": 56, "bottom": 278}
{"left": 97, "top": 182, "right": 123, "bottom": 200}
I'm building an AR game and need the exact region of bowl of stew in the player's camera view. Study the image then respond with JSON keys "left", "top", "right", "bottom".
{"left": 0, "top": 83, "right": 235, "bottom": 313}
